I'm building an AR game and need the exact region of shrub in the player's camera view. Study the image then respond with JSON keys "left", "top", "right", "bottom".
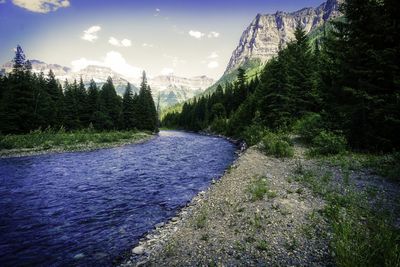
{"left": 241, "top": 124, "right": 267, "bottom": 146}
{"left": 247, "top": 177, "right": 268, "bottom": 201}
{"left": 293, "top": 113, "right": 325, "bottom": 143}
{"left": 210, "top": 118, "right": 227, "bottom": 135}
{"left": 310, "top": 131, "right": 347, "bottom": 156}
{"left": 261, "top": 131, "right": 294, "bottom": 158}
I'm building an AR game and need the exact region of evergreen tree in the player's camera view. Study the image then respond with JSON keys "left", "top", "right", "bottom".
{"left": 137, "top": 71, "right": 157, "bottom": 131}
{"left": 98, "top": 77, "right": 121, "bottom": 130}
{"left": 121, "top": 83, "right": 136, "bottom": 129}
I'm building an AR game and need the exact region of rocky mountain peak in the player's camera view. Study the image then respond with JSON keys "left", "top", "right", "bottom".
{"left": 224, "top": 0, "right": 343, "bottom": 74}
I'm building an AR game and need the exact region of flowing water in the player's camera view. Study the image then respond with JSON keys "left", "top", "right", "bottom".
{"left": 0, "top": 131, "right": 237, "bottom": 266}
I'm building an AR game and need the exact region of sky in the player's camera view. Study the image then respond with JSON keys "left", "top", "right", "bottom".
{"left": 0, "top": 0, "right": 324, "bottom": 80}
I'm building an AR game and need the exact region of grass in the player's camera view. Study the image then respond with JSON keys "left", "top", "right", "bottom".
{"left": 317, "top": 151, "right": 400, "bottom": 181}
{"left": 255, "top": 240, "right": 269, "bottom": 252}
{"left": 293, "top": 162, "right": 400, "bottom": 267}
{"left": 0, "top": 128, "right": 151, "bottom": 155}
{"left": 194, "top": 210, "right": 208, "bottom": 229}
{"left": 247, "top": 176, "right": 276, "bottom": 202}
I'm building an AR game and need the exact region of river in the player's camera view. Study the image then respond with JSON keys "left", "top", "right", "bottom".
{"left": 0, "top": 131, "right": 237, "bottom": 266}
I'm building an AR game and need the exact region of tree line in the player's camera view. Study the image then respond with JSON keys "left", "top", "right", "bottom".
{"left": 0, "top": 46, "right": 158, "bottom": 134}
{"left": 163, "top": 0, "right": 400, "bottom": 152}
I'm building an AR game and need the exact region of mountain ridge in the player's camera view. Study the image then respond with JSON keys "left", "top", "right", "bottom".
{"left": 224, "top": 0, "right": 343, "bottom": 74}
{"left": 0, "top": 60, "right": 214, "bottom": 109}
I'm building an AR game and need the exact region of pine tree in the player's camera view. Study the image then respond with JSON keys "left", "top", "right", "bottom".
{"left": 98, "top": 77, "right": 121, "bottom": 130}
{"left": 137, "top": 71, "right": 157, "bottom": 131}
{"left": 121, "top": 83, "right": 136, "bottom": 130}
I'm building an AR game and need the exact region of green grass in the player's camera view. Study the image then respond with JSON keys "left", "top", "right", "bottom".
{"left": 247, "top": 176, "right": 277, "bottom": 202}
{"left": 317, "top": 151, "right": 400, "bottom": 181}
{"left": 293, "top": 162, "right": 400, "bottom": 266}
{"left": 0, "top": 128, "right": 151, "bottom": 155}
{"left": 194, "top": 210, "right": 208, "bottom": 229}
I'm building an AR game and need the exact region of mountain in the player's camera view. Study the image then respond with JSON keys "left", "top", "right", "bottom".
{"left": 149, "top": 75, "right": 214, "bottom": 109}
{"left": 225, "top": 0, "right": 343, "bottom": 74}
{"left": 0, "top": 60, "right": 213, "bottom": 109}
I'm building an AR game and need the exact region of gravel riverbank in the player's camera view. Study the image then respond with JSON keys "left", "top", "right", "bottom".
{"left": 120, "top": 140, "right": 400, "bottom": 266}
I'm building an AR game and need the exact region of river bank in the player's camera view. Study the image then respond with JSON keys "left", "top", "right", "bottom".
{"left": 0, "top": 130, "right": 153, "bottom": 158}
{"left": 121, "top": 141, "right": 400, "bottom": 266}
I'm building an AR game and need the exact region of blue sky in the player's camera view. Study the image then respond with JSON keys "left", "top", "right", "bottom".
{"left": 0, "top": 0, "right": 324, "bottom": 79}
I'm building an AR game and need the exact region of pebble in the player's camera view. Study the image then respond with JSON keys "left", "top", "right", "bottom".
{"left": 132, "top": 246, "right": 145, "bottom": 255}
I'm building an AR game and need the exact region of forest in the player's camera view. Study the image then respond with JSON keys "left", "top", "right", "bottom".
{"left": 163, "top": 0, "right": 400, "bottom": 153}
{"left": 0, "top": 47, "right": 158, "bottom": 134}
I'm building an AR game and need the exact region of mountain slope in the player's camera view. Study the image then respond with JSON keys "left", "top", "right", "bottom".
{"left": 225, "top": 0, "right": 343, "bottom": 74}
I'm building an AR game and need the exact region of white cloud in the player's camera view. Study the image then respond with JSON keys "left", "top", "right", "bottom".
{"left": 71, "top": 51, "right": 142, "bottom": 80}
{"left": 161, "top": 68, "right": 174, "bottom": 76}
{"left": 207, "top": 31, "right": 220, "bottom": 38}
{"left": 0, "top": 0, "right": 6, "bottom": 4}
{"left": 189, "top": 30, "right": 205, "bottom": 39}
{"left": 207, "top": 52, "right": 219, "bottom": 59}
{"left": 108, "top": 37, "right": 132, "bottom": 47}
{"left": 12, "top": 0, "right": 70, "bottom": 13}
{"left": 82, "top": 25, "right": 101, "bottom": 42}
{"left": 142, "top": 43, "right": 154, "bottom": 48}
{"left": 208, "top": 61, "right": 219, "bottom": 69}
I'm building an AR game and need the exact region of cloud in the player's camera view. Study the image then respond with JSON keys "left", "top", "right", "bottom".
{"left": 207, "top": 52, "right": 219, "bottom": 59}
{"left": 71, "top": 51, "right": 142, "bottom": 80}
{"left": 189, "top": 30, "right": 205, "bottom": 39}
{"left": 161, "top": 68, "right": 174, "bottom": 76}
{"left": 108, "top": 37, "right": 132, "bottom": 47}
{"left": 142, "top": 43, "right": 154, "bottom": 48}
{"left": 207, "top": 31, "right": 220, "bottom": 38}
{"left": 12, "top": 0, "right": 70, "bottom": 13}
{"left": 82, "top": 25, "right": 101, "bottom": 42}
{"left": 0, "top": 0, "right": 6, "bottom": 4}
{"left": 154, "top": 8, "right": 160, "bottom": 16}
{"left": 208, "top": 61, "right": 219, "bottom": 69}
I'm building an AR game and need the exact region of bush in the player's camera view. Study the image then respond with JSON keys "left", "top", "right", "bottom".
{"left": 293, "top": 113, "right": 325, "bottom": 143}
{"left": 210, "top": 118, "right": 227, "bottom": 135}
{"left": 261, "top": 131, "right": 294, "bottom": 158}
{"left": 241, "top": 124, "right": 267, "bottom": 146}
{"left": 310, "top": 131, "right": 347, "bottom": 156}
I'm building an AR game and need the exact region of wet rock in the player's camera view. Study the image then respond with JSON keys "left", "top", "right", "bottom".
{"left": 73, "top": 253, "right": 85, "bottom": 260}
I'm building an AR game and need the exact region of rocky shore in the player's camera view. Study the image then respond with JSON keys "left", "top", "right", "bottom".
{"left": 120, "top": 140, "right": 400, "bottom": 266}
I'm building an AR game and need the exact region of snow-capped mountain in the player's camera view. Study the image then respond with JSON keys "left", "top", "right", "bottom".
{"left": 0, "top": 60, "right": 214, "bottom": 108}
{"left": 149, "top": 75, "right": 214, "bottom": 108}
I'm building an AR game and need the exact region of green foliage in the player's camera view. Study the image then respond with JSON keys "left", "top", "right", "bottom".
{"left": 295, "top": 166, "right": 400, "bottom": 267}
{"left": 240, "top": 124, "right": 267, "bottom": 146}
{"left": 210, "top": 118, "right": 227, "bottom": 135}
{"left": 309, "top": 131, "right": 347, "bottom": 156}
{"left": 293, "top": 113, "right": 325, "bottom": 143}
{"left": 261, "top": 131, "right": 294, "bottom": 158}
{"left": 247, "top": 177, "right": 268, "bottom": 201}
{"left": 0, "top": 128, "right": 149, "bottom": 151}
